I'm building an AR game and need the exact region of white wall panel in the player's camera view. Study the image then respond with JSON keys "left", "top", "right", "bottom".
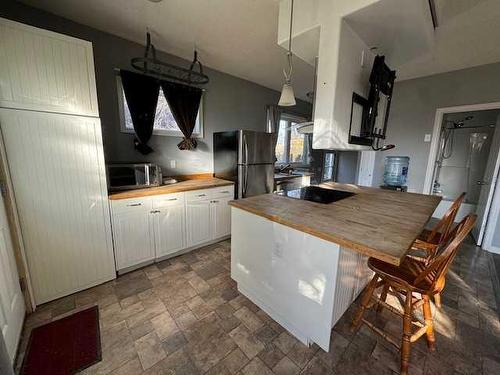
{"left": 0, "top": 18, "right": 98, "bottom": 117}
{"left": 0, "top": 109, "right": 115, "bottom": 304}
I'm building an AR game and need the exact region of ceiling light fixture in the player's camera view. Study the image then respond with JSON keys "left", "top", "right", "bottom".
{"left": 278, "top": 0, "right": 296, "bottom": 107}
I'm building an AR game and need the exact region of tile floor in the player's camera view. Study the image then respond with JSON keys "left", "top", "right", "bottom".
{"left": 15, "top": 237, "right": 500, "bottom": 374}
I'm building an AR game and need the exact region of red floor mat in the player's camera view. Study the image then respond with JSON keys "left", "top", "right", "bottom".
{"left": 21, "top": 306, "right": 101, "bottom": 375}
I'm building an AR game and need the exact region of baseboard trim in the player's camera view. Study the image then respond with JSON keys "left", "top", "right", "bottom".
{"left": 117, "top": 236, "right": 231, "bottom": 275}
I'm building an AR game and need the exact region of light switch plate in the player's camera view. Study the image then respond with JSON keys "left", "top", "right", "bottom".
{"left": 424, "top": 134, "right": 431, "bottom": 142}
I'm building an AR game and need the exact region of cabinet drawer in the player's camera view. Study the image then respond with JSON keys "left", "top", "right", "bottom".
{"left": 152, "top": 192, "right": 185, "bottom": 208}
{"left": 110, "top": 197, "right": 152, "bottom": 214}
{"left": 186, "top": 189, "right": 212, "bottom": 202}
{"left": 211, "top": 185, "right": 234, "bottom": 199}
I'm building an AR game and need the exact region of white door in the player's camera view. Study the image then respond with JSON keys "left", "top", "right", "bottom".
{"left": 0, "top": 109, "right": 115, "bottom": 304}
{"left": 211, "top": 197, "right": 231, "bottom": 239}
{"left": 186, "top": 200, "right": 211, "bottom": 247}
{"left": 0, "top": 191, "right": 25, "bottom": 362}
{"left": 473, "top": 115, "right": 500, "bottom": 244}
{"left": 112, "top": 210, "right": 154, "bottom": 270}
{"left": 357, "top": 151, "right": 376, "bottom": 187}
{"left": 154, "top": 204, "right": 185, "bottom": 259}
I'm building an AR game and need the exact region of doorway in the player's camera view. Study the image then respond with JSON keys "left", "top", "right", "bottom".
{"left": 424, "top": 102, "right": 500, "bottom": 248}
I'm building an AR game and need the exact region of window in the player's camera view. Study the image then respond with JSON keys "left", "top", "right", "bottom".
{"left": 275, "top": 114, "right": 311, "bottom": 165}
{"left": 117, "top": 76, "right": 203, "bottom": 137}
{"left": 322, "top": 152, "right": 336, "bottom": 182}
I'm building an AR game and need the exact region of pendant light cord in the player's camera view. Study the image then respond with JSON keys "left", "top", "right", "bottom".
{"left": 284, "top": 0, "right": 294, "bottom": 83}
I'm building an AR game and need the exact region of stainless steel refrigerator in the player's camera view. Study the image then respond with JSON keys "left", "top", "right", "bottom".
{"left": 214, "top": 130, "right": 277, "bottom": 198}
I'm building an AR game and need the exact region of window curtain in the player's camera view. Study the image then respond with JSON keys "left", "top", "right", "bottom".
{"left": 120, "top": 70, "right": 160, "bottom": 155}
{"left": 160, "top": 81, "right": 202, "bottom": 150}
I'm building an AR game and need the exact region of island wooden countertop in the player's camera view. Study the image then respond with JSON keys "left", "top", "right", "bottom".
{"left": 229, "top": 183, "right": 441, "bottom": 266}
{"left": 109, "top": 178, "right": 234, "bottom": 200}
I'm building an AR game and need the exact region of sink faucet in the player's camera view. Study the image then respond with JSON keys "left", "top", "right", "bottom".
{"left": 278, "top": 163, "right": 293, "bottom": 174}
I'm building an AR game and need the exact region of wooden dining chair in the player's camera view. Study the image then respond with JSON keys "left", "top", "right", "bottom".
{"left": 411, "top": 192, "right": 466, "bottom": 259}
{"left": 408, "top": 192, "right": 466, "bottom": 308}
{"left": 351, "top": 214, "right": 476, "bottom": 375}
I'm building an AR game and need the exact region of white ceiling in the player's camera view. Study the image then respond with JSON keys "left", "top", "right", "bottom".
{"left": 19, "top": 0, "right": 315, "bottom": 100}
{"left": 17, "top": 0, "right": 500, "bottom": 92}
{"left": 396, "top": 0, "right": 500, "bottom": 80}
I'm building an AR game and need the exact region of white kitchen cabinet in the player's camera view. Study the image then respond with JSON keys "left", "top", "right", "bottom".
{"left": 111, "top": 203, "right": 155, "bottom": 270}
{"left": 211, "top": 197, "right": 232, "bottom": 239}
{"left": 154, "top": 203, "right": 186, "bottom": 259}
{"left": 110, "top": 184, "right": 233, "bottom": 272}
{"left": 0, "top": 18, "right": 99, "bottom": 116}
{"left": 186, "top": 200, "right": 212, "bottom": 247}
{"left": 1, "top": 109, "right": 116, "bottom": 305}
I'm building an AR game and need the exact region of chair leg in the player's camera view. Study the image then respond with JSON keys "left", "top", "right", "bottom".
{"left": 400, "top": 290, "right": 413, "bottom": 375}
{"left": 351, "top": 275, "right": 378, "bottom": 331}
{"left": 422, "top": 295, "right": 436, "bottom": 351}
{"left": 377, "top": 285, "right": 389, "bottom": 313}
{"left": 433, "top": 293, "right": 442, "bottom": 308}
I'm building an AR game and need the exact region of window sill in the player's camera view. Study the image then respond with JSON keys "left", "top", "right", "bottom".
{"left": 120, "top": 129, "right": 203, "bottom": 138}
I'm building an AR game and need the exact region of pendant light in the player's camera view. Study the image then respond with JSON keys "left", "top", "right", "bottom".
{"left": 278, "top": 0, "right": 296, "bottom": 106}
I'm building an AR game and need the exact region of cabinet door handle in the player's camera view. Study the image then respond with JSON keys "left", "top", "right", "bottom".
{"left": 127, "top": 203, "right": 142, "bottom": 207}
{"left": 213, "top": 200, "right": 219, "bottom": 203}
{"left": 150, "top": 210, "right": 161, "bottom": 214}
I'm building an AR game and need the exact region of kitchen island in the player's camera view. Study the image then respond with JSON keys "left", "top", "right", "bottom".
{"left": 229, "top": 183, "right": 440, "bottom": 351}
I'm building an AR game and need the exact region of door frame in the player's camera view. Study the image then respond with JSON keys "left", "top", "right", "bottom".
{"left": 422, "top": 101, "right": 500, "bottom": 251}
{"left": 423, "top": 101, "right": 500, "bottom": 194}
{"left": 0, "top": 128, "right": 36, "bottom": 312}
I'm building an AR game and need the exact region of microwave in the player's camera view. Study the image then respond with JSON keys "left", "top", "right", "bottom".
{"left": 107, "top": 163, "right": 162, "bottom": 191}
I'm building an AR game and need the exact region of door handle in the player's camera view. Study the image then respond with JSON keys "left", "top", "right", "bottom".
{"left": 477, "top": 180, "right": 488, "bottom": 186}
{"left": 243, "top": 134, "right": 249, "bottom": 165}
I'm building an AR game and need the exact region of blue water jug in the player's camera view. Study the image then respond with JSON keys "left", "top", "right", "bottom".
{"left": 384, "top": 156, "right": 409, "bottom": 186}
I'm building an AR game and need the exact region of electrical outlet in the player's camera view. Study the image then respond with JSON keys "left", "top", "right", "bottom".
{"left": 170, "top": 160, "right": 176, "bottom": 169}
{"left": 424, "top": 134, "right": 431, "bottom": 142}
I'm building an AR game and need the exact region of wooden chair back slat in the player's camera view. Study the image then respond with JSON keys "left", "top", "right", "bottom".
{"left": 414, "top": 214, "right": 476, "bottom": 290}
{"left": 426, "top": 192, "right": 466, "bottom": 244}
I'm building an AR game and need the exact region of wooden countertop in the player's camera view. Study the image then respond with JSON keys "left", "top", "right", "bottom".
{"left": 229, "top": 183, "right": 441, "bottom": 266}
{"left": 109, "top": 178, "right": 234, "bottom": 200}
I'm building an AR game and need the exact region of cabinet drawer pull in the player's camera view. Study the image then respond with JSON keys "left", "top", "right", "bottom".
{"left": 196, "top": 194, "right": 207, "bottom": 197}
{"left": 213, "top": 200, "right": 219, "bottom": 203}
{"left": 150, "top": 210, "right": 161, "bottom": 214}
{"left": 166, "top": 198, "right": 178, "bottom": 201}
{"left": 127, "top": 203, "right": 142, "bottom": 207}
{"left": 220, "top": 191, "right": 230, "bottom": 194}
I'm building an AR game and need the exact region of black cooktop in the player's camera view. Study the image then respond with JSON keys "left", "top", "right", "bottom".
{"left": 276, "top": 186, "right": 355, "bottom": 204}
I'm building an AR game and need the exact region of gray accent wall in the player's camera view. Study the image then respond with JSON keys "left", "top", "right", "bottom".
{"left": 374, "top": 62, "right": 500, "bottom": 192}
{"left": 1, "top": 1, "right": 311, "bottom": 175}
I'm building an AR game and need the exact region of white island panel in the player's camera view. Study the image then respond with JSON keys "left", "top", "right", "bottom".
{"left": 231, "top": 207, "right": 371, "bottom": 351}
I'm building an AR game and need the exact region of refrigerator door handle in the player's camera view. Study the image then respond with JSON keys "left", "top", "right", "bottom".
{"left": 243, "top": 165, "right": 248, "bottom": 197}
{"left": 243, "top": 134, "right": 249, "bottom": 165}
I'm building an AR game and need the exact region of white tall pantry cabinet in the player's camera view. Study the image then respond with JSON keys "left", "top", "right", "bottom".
{"left": 0, "top": 18, "right": 116, "bottom": 305}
